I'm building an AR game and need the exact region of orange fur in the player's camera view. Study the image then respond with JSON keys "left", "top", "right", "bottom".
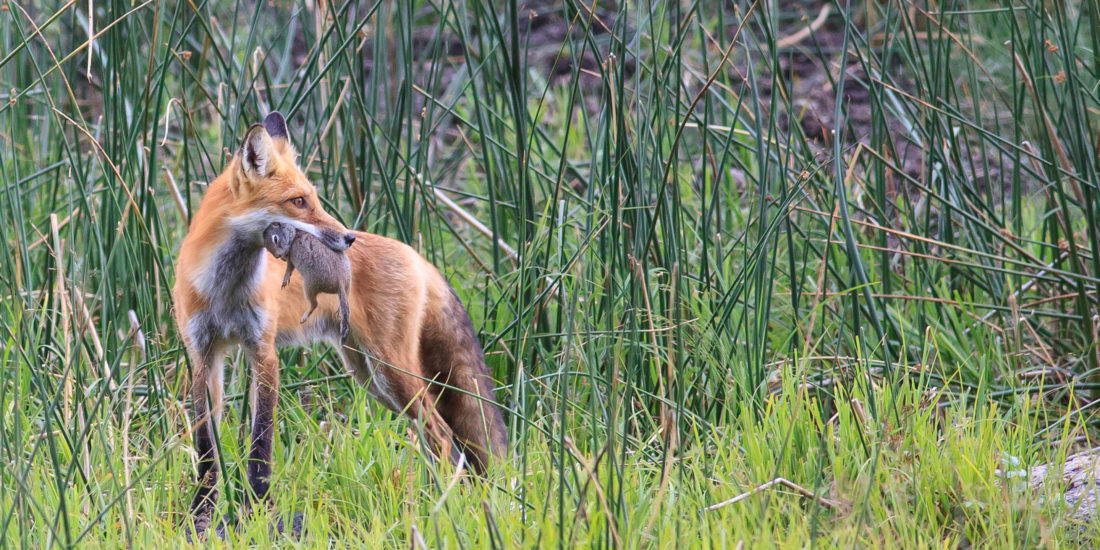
{"left": 173, "top": 114, "right": 506, "bottom": 537}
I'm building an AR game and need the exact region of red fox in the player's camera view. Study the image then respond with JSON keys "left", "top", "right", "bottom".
{"left": 172, "top": 112, "right": 506, "bottom": 536}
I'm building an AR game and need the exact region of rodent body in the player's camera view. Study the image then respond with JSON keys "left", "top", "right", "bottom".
{"left": 263, "top": 222, "right": 351, "bottom": 340}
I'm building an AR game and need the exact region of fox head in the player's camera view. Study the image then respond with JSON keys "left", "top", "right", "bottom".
{"left": 226, "top": 112, "right": 355, "bottom": 252}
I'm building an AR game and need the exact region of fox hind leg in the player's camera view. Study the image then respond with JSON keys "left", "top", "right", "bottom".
{"left": 422, "top": 289, "right": 507, "bottom": 474}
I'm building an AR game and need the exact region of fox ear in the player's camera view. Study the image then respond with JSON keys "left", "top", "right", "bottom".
{"left": 263, "top": 111, "right": 288, "bottom": 140}
{"left": 238, "top": 124, "right": 276, "bottom": 182}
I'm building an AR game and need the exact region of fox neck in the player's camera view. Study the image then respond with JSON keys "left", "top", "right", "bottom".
{"left": 192, "top": 220, "right": 268, "bottom": 304}
{"left": 183, "top": 221, "right": 270, "bottom": 352}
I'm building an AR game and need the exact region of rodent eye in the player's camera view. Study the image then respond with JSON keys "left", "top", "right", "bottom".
{"left": 290, "top": 197, "right": 307, "bottom": 209}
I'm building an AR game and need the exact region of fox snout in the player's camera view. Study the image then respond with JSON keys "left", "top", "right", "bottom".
{"left": 318, "top": 228, "right": 356, "bottom": 252}
{"left": 308, "top": 209, "right": 355, "bottom": 252}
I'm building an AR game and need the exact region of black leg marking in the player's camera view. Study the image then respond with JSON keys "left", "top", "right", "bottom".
{"left": 188, "top": 352, "right": 221, "bottom": 537}
{"left": 272, "top": 511, "right": 305, "bottom": 539}
{"left": 247, "top": 389, "right": 275, "bottom": 503}
{"left": 245, "top": 346, "right": 279, "bottom": 513}
{"left": 190, "top": 417, "right": 218, "bottom": 514}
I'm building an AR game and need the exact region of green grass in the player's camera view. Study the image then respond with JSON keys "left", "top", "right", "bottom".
{"left": 4, "top": 0, "right": 1100, "bottom": 547}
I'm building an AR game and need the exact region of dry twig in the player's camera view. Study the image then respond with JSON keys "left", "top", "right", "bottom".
{"left": 702, "top": 477, "right": 841, "bottom": 512}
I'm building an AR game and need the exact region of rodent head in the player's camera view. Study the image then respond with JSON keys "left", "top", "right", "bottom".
{"left": 262, "top": 222, "right": 295, "bottom": 259}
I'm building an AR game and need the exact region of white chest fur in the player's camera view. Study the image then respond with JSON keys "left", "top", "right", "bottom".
{"left": 186, "top": 232, "right": 269, "bottom": 353}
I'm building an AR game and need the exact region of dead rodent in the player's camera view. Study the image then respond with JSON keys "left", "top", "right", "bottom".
{"left": 262, "top": 222, "right": 351, "bottom": 341}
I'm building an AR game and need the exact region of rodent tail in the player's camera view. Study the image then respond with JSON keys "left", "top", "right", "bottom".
{"left": 339, "top": 291, "right": 349, "bottom": 342}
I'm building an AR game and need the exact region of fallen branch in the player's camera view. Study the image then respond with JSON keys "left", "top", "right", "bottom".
{"left": 702, "top": 477, "right": 841, "bottom": 512}
{"left": 27, "top": 208, "right": 79, "bottom": 250}
{"left": 776, "top": 6, "right": 832, "bottom": 50}
{"left": 430, "top": 186, "right": 520, "bottom": 263}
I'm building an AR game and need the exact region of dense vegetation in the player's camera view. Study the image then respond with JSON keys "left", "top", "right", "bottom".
{"left": 3, "top": 0, "right": 1100, "bottom": 546}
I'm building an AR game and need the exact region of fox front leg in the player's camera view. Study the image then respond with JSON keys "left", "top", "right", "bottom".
{"left": 244, "top": 343, "right": 279, "bottom": 512}
{"left": 187, "top": 349, "right": 222, "bottom": 538}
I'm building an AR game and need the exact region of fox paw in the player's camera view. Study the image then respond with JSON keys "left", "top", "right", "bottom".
{"left": 272, "top": 511, "right": 305, "bottom": 539}
{"left": 184, "top": 513, "right": 230, "bottom": 543}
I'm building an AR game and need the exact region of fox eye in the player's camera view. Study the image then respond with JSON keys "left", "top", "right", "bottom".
{"left": 290, "top": 196, "right": 307, "bottom": 209}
